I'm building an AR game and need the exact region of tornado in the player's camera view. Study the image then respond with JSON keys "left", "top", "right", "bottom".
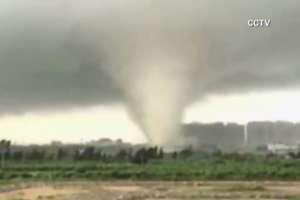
{"left": 119, "top": 59, "right": 193, "bottom": 148}
{"left": 1, "top": 0, "right": 298, "bottom": 148}
{"left": 72, "top": 0, "right": 203, "bottom": 148}
{"left": 99, "top": 47, "right": 198, "bottom": 148}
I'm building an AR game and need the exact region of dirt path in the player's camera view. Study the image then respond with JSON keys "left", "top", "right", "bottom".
{"left": 1, "top": 181, "right": 300, "bottom": 200}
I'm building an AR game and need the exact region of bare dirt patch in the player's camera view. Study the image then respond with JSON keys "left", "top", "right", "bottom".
{"left": 0, "top": 184, "right": 86, "bottom": 200}
{"left": 1, "top": 181, "right": 300, "bottom": 200}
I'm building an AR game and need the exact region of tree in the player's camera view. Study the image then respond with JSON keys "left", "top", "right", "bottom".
{"left": 78, "top": 146, "right": 95, "bottom": 160}
{"left": 11, "top": 151, "right": 23, "bottom": 161}
{"left": 28, "top": 149, "right": 46, "bottom": 161}
{"left": 0, "top": 140, "right": 11, "bottom": 168}
{"left": 179, "top": 147, "right": 193, "bottom": 159}
{"left": 56, "top": 148, "right": 67, "bottom": 160}
{"left": 158, "top": 148, "right": 164, "bottom": 159}
{"left": 147, "top": 146, "right": 158, "bottom": 159}
{"left": 132, "top": 148, "right": 148, "bottom": 164}
{"left": 171, "top": 151, "right": 178, "bottom": 159}
{"left": 116, "top": 149, "right": 129, "bottom": 162}
{"left": 73, "top": 149, "right": 80, "bottom": 161}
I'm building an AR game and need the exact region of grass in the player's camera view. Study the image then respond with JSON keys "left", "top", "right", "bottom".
{"left": 2, "top": 157, "right": 300, "bottom": 182}
{"left": 289, "top": 197, "right": 300, "bottom": 200}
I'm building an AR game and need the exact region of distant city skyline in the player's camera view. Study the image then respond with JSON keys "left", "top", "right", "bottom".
{"left": 1, "top": 89, "right": 300, "bottom": 145}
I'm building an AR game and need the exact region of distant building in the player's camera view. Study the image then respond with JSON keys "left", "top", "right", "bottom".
{"left": 183, "top": 121, "right": 300, "bottom": 153}
{"left": 183, "top": 122, "right": 244, "bottom": 152}
{"left": 267, "top": 143, "right": 298, "bottom": 155}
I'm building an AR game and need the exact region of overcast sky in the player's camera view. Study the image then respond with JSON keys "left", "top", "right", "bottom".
{"left": 0, "top": 0, "right": 299, "bottom": 144}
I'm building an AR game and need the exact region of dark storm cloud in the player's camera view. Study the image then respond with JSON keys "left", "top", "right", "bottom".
{"left": 199, "top": 1, "right": 300, "bottom": 96}
{"left": 0, "top": 0, "right": 299, "bottom": 115}
{"left": 0, "top": 1, "right": 122, "bottom": 114}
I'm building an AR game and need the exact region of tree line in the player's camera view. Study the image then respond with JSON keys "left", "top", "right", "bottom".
{"left": 0, "top": 139, "right": 170, "bottom": 167}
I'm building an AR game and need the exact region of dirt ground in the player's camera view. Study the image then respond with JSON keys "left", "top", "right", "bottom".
{"left": 1, "top": 181, "right": 300, "bottom": 200}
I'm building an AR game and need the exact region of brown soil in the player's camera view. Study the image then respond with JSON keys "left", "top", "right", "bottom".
{"left": 1, "top": 181, "right": 300, "bottom": 200}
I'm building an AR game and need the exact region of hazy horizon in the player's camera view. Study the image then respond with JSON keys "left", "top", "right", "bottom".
{"left": 2, "top": 89, "right": 300, "bottom": 145}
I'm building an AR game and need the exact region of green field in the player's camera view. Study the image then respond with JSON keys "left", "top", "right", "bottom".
{"left": 2, "top": 152, "right": 300, "bottom": 200}
{"left": 2, "top": 155, "right": 300, "bottom": 182}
